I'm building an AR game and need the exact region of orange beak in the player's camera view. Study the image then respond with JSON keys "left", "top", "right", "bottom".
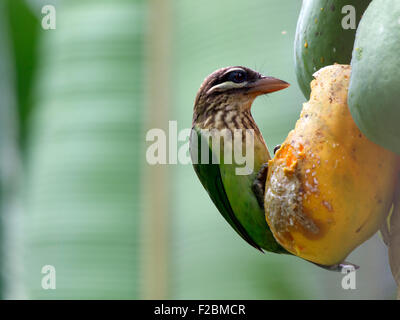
{"left": 248, "top": 76, "right": 290, "bottom": 95}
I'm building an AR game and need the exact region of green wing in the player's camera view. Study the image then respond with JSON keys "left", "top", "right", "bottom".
{"left": 190, "top": 127, "right": 263, "bottom": 251}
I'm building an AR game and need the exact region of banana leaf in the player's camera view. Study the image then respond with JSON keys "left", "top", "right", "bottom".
{"left": 0, "top": 1, "right": 25, "bottom": 299}
{"left": 25, "top": 0, "right": 146, "bottom": 299}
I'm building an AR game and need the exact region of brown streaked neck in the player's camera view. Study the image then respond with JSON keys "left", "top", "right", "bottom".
{"left": 192, "top": 97, "right": 267, "bottom": 151}
{"left": 193, "top": 93, "right": 256, "bottom": 129}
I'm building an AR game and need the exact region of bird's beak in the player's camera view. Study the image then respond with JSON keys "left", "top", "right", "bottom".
{"left": 247, "top": 76, "right": 290, "bottom": 95}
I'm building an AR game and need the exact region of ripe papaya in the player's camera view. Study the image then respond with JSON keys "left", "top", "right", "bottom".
{"left": 294, "top": 0, "right": 371, "bottom": 98}
{"left": 348, "top": 0, "right": 400, "bottom": 155}
{"left": 264, "top": 65, "right": 400, "bottom": 266}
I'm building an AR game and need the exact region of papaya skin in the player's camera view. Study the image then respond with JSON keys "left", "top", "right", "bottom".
{"left": 294, "top": 0, "right": 371, "bottom": 98}
{"left": 264, "top": 64, "right": 400, "bottom": 266}
{"left": 348, "top": 0, "right": 400, "bottom": 154}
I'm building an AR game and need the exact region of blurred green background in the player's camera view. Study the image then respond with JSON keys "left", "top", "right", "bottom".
{"left": 0, "top": 0, "right": 396, "bottom": 299}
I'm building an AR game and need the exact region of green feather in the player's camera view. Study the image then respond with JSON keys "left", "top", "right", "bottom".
{"left": 190, "top": 126, "right": 287, "bottom": 254}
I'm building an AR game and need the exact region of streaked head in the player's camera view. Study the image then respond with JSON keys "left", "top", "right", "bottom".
{"left": 193, "top": 66, "right": 289, "bottom": 121}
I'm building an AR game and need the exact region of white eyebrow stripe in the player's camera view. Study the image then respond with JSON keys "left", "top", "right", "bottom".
{"left": 206, "top": 80, "right": 248, "bottom": 94}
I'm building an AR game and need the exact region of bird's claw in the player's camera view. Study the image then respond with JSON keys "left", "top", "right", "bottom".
{"left": 273, "top": 144, "right": 281, "bottom": 155}
{"left": 252, "top": 163, "right": 269, "bottom": 210}
{"left": 313, "top": 261, "right": 359, "bottom": 272}
{"left": 252, "top": 145, "right": 281, "bottom": 209}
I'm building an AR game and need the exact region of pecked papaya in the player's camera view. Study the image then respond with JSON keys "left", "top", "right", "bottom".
{"left": 294, "top": 0, "right": 371, "bottom": 98}
{"left": 264, "top": 64, "right": 400, "bottom": 266}
{"left": 348, "top": 0, "right": 400, "bottom": 155}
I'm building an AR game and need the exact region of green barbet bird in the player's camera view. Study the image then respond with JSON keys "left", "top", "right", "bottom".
{"left": 190, "top": 66, "right": 289, "bottom": 253}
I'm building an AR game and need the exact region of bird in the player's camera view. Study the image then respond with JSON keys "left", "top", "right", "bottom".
{"left": 189, "top": 66, "right": 360, "bottom": 272}
{"left": 189, "top": 66, "right": 289, "bottom": 254}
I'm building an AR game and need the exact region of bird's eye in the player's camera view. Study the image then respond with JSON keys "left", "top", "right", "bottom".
{"left": 227, "top": 70, "right": 247, "bottom": 83}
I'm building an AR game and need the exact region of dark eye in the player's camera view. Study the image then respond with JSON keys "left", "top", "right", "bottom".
{"left": 227, "top": 70, "right": 247, "bottom": 83}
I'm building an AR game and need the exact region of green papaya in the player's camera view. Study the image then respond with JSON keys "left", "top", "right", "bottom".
{"left": 348, "top": 0, "right": 400, "bottom": 155}
{"left": 294, "top": 0, "right": 371, "bottom": 98}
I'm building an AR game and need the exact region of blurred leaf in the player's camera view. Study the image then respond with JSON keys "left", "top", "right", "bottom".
{"left": 26, "top": 0, "right": 59, "bottom": 16}
{"left": 1, "top": 1, "right": 24, "bottom": 299}
{"left": 25, "top": 0, "right": 147, "bottom": 299}
{"left": 5, "top": 0, "right": 39, "bottom": 151}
